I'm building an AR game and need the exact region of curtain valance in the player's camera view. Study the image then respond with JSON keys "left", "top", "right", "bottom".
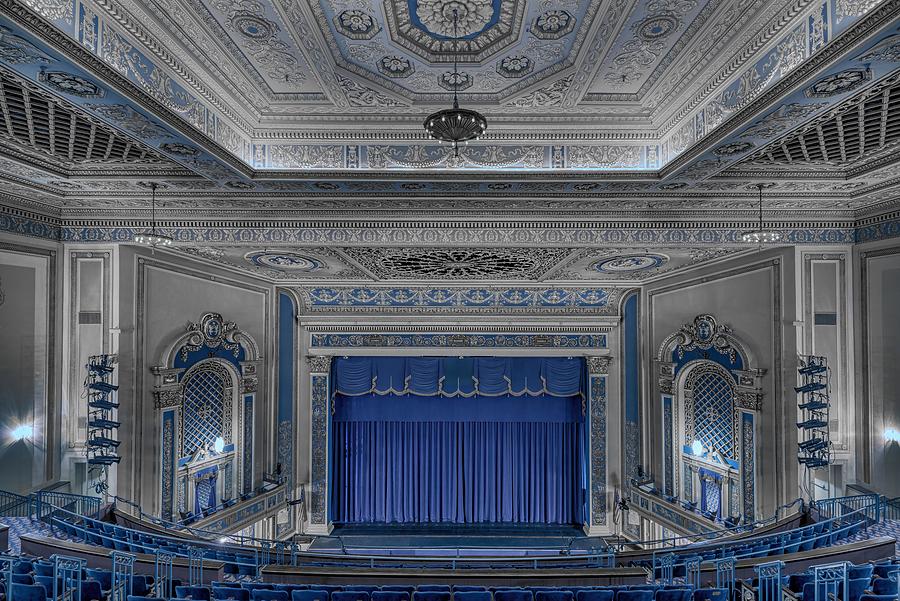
{"left": 332, "top": 356, "right": 585, "bottom": 398}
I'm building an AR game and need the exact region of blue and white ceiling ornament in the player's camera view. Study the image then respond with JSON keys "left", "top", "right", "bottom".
{"left": 244, "top": 251, "right": 324, "bottom": 271}
{"left": 592, "top": 254, "right": 669, "bottom": 273}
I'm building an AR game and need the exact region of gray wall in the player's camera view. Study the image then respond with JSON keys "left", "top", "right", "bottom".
{"left": 115, "top": 248, "right": 275, "bottom": 513}
{"left": 0, "top": 236, "right": 61, "bottom": 494}
{"left": 856, "top": 242, "right": 900, "bottom": 497}
{"left": 643, "top": 248, "right": 799, "bottom": 518}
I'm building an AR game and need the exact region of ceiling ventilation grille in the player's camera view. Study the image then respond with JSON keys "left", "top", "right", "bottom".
{"left": 0, "top": 70, "right": 173, "bottom": 168}
{"left": 735, "top": 72, "right": 900, "bottom": 171}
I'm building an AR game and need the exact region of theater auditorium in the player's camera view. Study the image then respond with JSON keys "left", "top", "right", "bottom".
{"left": 0, "top": 0, "right": 898, "bottom": 600}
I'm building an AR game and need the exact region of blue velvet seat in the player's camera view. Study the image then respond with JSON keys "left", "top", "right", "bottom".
{"left": 494, "top": 590, "right": 534, "bottom": 601}
{"left": 860, "top": 595, "right": 898, "bottom": 601}
{"left": 536, "top": 591, "right": 574, "bottom": 601}
{"left": 345, "top": 587, "right": 379, "bottom": 594}
{"left": 453, "top": 587, "right": 487, "bottom": 593}
{"left": 274, "top": 585, "right": 307, "bottom": 594}
{"left": 418, "top": 587, "right": 451, "bottom": 593}
{"left": 372, "top": 591, "right": 410, "bottom": 601}
{"left": 382, "top": 586, "right": 416, "bottom": 595}
{"left": 293, "top": 590, "right": 330, "bottom": 601}
{"left": 11, "top": 574, "right": 35, "bottom": 585}
{"left": 252, "top": 590, "right": 289, "bottom": 601}
{"left": 129, "top": 595, "right": 165, "bottom": 601}
{"left": 177, "top": 586, "right": 213, "bottom": 601}
{"left": 839, "top": 578, "right": 873, "bottom": 601}
{"left": 787, "top": 573, "right": 815, "bottom": 593}
{"left": 243, "top": 584, "right": 275, "bottom": 592}
{"left": 691, "top": 590, "right": 728, "bottom": 601}
{"left": 873, "top": 563, "right": 899, "bottom": 579}
{"left": 333, "top": 591, "right": 371, "bottom": 601}
{"left": 81, "top": 580, "right": 104, "bottom": 601}
{"left": 132, "top": 575, "right": 151, "bottom": 597}
{"left": 11, "top": 583, "right": 48, "bottom": 601}
{"left": 576, "top": 589, "right": 614, "bottom": 601}
{"left": 454, "top": 592, "right": 492, "bottom": 601}
{"left": 617, "top": 591, "right": 654, "bottom": 601}
{"left": 214, "top": 586, "right": 251, "bottom": 601}
{"left": 655, "top": 589, "right": 692, "bottom": 601}
{"left": 413, "top": 592, "right": 451, "bottom": 601}
{"left": 872, "top": 578, "right": 899, "bottom": 596}
{"left": 13, "top": 561, "right": 34, "bottom": 575}
{"left": 849, "top": 565, "right": 875, "bottom": 581}
{"left": 32, "top": 563, "right": 54, "bottom": 578}
{"left": 33, "top": 575, "right": 61, "bottom": 597}
{"left": 85, "top": 568, "right": 112, "bottom": 592}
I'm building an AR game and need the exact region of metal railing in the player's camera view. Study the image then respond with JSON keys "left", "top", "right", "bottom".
{"left": 0, "top": 490, "right": 32, "bottom": 517}
{"left": 883, "top": 496, "right": 900, "bottom": 521}
{"left": 811, "top": 493, "right": 883, "bottom": 522}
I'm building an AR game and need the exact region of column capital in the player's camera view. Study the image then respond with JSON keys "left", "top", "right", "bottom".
{"left": 587, "top": 355, "right": 612, "bottom": 375}
{"left": 307, "top": 355, "right": 332, "bottom": 374}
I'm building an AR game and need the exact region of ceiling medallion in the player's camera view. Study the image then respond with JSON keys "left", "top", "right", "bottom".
{"left": 244, "top": 251, "right": 323, "bottom": 271}
{"left": 593, "top": 254, "right": 668, "bottom": 273}
{"left": 424, "top": 9, "right": 487, "bottom": 157}
{"left": 741, "top": 183, "right": 782, "bottom": 245}
{"left": 417, "top": 0, "right": 494, "bottom": 37}
{"left": 134, "top": 183, "right": 173, "bottom": 248}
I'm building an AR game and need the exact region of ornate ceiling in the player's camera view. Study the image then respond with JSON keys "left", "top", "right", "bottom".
{"left": 0, "top": 0, "right": 899, "bottom": 279}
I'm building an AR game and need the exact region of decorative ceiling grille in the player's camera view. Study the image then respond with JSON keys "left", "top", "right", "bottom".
{"left": 735, "top": 73, "right": 900, "bottom": 171}
{"left": 0, "top": 70, "right": 174, "bottom": 168}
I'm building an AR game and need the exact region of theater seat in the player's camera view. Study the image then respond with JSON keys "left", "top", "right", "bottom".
{"left": 12, "top": 584, "right": 48, "bottom": 601}
{"left": 372, "top": 591, "right": 410, "bottom": 601}
{"left": 418, "top": 587, "right": 451, "bottom": 593}
{"left": 861, "top": 596, "right": 898, "bottom": 601}
{"left": 293, "top": 590, "right": 330, "bottom": 601}
{"left": 274, "top": 585, "right": 307, "bottom": 595}
{"left": 536, "top": 591, "right": 574, "bottom": 601}
{"left": 177, "top": 586, "right": 213, "bottom": 601}
{"left": 454, "top": 592, "right": 491, "bottom": 601}
{"left": 692, "top": 590, "right": 728, "bottom": 601}
{"left": 333, "top": 591, "right": 371, "bottom": 601}
{"left": 617, "top": 591, "right": 654, "bottom": 601}
{"left": 86, "top": 568, "right": 113, "bottom": 592}
{"left": 253, "top": 590, "right": 289, "bottom": 601}
{"left": 413, "top": 592, "right": 451, "bottom": 601}
{"left": 494, "top": 590, "right": 534, "bottom": 601}
{"left": 81, "top": 580, "right": 104, "bottom": 601}
{"left": 576, "top": 590, "right": 614, "bottom": 601}
{"left": 872, "top": 578, "right": 899, "bottom": 596}
{"left": 453, "top": 588, "right": 487, "bottom": 593}
{"left": 129, "top": 596, "right": 165, "bottom": 601}
{"left": 655, "top": 590, "right": 691, "bottom": 601}
{"left": 849, "top": 566, "right": 875, "bottom": 581}
{"left": 345, "top": 587, "right": 379, "bottom": 595}
{"left": 214, "top": 587, "right": 251, "bottom": 601}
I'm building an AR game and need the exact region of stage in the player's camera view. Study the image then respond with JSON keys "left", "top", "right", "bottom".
{"left": 308, "top": 523, "right": 610, "bottom": 557}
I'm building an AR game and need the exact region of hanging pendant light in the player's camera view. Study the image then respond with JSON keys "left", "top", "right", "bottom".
{"left": 423, "top": 9, "right": 487, "bottom": 157}
{"left": 741, "top": 183, "right": 782, "bottom": 245}
{"left": 134, "top": 183, "right": 173, "bottom": 247}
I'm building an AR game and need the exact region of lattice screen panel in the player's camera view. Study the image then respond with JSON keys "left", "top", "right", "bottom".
{"left": 181, "top": 366, "right": 226, "bottom": 456}
{"left": 692, "top": 371, "right": 735, "bottom": 459}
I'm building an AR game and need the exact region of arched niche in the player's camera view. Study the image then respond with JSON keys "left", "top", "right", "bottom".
{"left": 656, "top": 314, "right": 765, "bottom": 522}
{"left": 151, "top": 313, "right": 262, "bottom": 521}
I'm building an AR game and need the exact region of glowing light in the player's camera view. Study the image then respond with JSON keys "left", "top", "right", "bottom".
{"left": 691, "top": 440, "right": 704, "bottom": 456}
{"left": 219, "top": 537, "right": 228, "bottom": 544}
{"left": 885, "top": 428, "right": 900, "bottom": 443}
{"left": 11, "top": 424, "right": 34, "bottom": 441}
{"left": 213, "top": 436, "right": 225, "bottom": 453}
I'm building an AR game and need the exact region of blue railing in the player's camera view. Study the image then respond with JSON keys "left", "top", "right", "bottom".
{"left": 650, "top": 498, "right": 883, "bottom": 581}
{"left": 0, "top": 490, "right": 32, "bottom": 517}
{"left": 811, "top": 493, "right": 883, "bottom": 522}
{"left": 35, "top": 490, "right": 101, "bottom": 521}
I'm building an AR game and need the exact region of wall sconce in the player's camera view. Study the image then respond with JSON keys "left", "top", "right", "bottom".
{"left": 213, "top": 436, "right": 225, "bottom": 454}
{"left": 885, "top": 428, "right": 900, "bottom": 444}
{"left": 691, "top": 440, "right": 705, "bottom": 456}
{"left": 10, "top": 423, "right": 34, "bottom": 442}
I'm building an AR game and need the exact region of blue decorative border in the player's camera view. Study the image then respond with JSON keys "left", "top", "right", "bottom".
{"left": 310, "top": 333, "right": 607, "bottom": 348}
{"left": 590, "top": 375, "right": 607, "bottom": 526}
{"left": 302, "top": 287, "right": 614, "bottom": 309}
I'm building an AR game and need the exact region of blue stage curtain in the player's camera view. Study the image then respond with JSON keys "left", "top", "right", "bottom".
{"left": 331, "top": 387, "right": 585, "bottom": 525}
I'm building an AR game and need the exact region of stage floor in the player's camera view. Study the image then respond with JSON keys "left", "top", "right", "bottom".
{"left": 308, "top": 523, "right": 609, "bottom": 556}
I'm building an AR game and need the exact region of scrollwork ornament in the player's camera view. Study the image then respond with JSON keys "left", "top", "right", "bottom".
{"left": 154, "top": 389, "right": 181, "bottom": 409}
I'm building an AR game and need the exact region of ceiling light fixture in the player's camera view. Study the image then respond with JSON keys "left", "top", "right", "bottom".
{"left": 423, "top": 9, "right": 487, "bottom": 157}
{"left": 741, "top": 183, "right": 782, "bottom": 245}
{"left": 134, "top": 182, "right": 173, "bottom": 247}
